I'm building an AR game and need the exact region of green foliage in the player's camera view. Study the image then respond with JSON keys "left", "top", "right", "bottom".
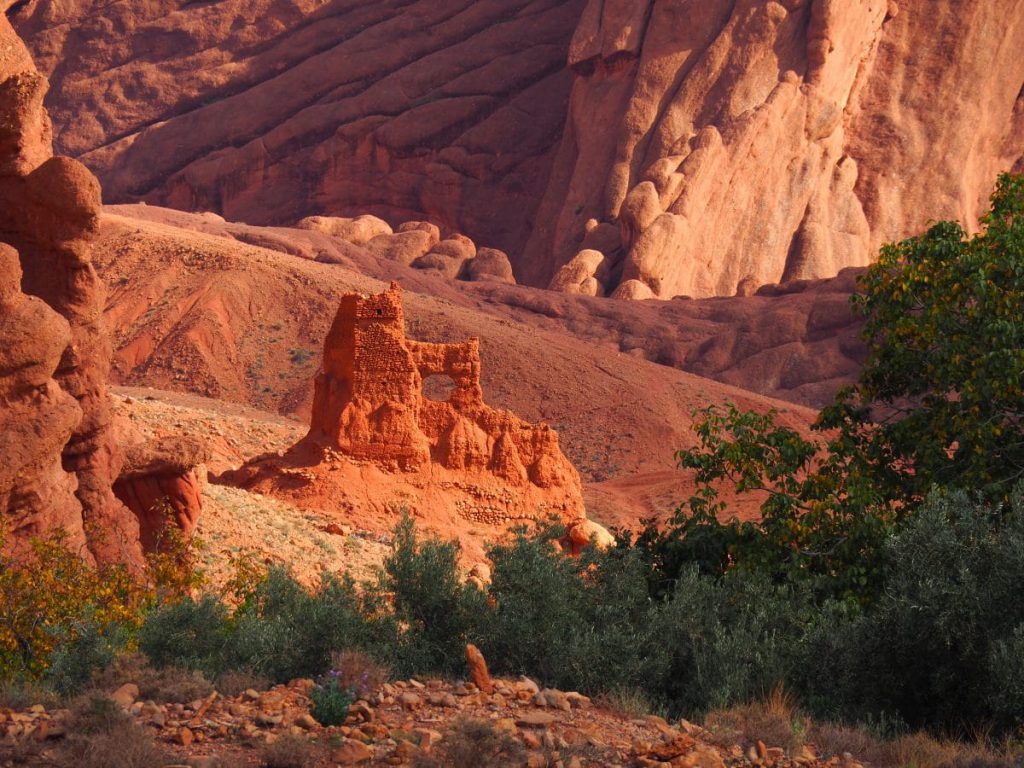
{"left": 662, "top": 174, "right": 1024, "bottom": 604}
{"left": 309, "top": 676, "right": 353, "bottom": 726}
{"left": 833, "top": 173, "right": 1024, "bottom": 504}
{"left": 138, "top": 595, "right": 229, "bottom": 679}
{"left": 44, "top": 614, "right": 129, "bottom": 697}
{"left": 381, "top": 515, "right": 488, "bottom": 676}
{"left": 656, "top": 403, "right": 894, "bottom": 602}
{"left": 652, "top": 567, "right": 817, "bottom": 715}
{"left": 140, "top": 568, "right": 391, "bottom": 684}
{"left": 802, "top": 489, "right": 1024, "bottom": 733}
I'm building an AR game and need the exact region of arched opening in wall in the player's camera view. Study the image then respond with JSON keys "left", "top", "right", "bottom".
{"left": 422, "top": 374, "right": 457, "bottom": 402}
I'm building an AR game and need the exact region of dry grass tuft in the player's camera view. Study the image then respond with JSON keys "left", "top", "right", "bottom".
{"left": 704, "top": 686, "right": 806, "bottom": 754}
{"left": 258, "top": 734, "right": 326, "bottom": 768}
{"left": 215, "top": 667, "right": 273, "bottom": 697}
{"left": 809, "top": 723, "right": 1018, "bottom": 768}
{"left": 595, "top": 687, "right": 658, "bottom": 720}
{"left": 413, "top": 717, "right": 525, "bottom": 768}
{"left": 91, "top": 652, "right": 214, "bottom": 703}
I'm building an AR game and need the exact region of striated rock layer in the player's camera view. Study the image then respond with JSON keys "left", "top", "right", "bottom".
{"left": 225, "top": 282, "right": 589, "bottom": 554}
{"left": 528, "top": 0, "right": 1024, "bottom": 297}
{"left": 12, "top": 0, "right": 1024, "bottom": 296}
{"left": 11, "top": 0, "right": 584, "bottom": 262}
{"left": 0, "top": 10, "right": 143, "bottom": 566}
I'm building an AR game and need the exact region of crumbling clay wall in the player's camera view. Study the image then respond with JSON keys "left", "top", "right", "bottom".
{"left": 304, "top": 282, "right": 581, "bottom": 495}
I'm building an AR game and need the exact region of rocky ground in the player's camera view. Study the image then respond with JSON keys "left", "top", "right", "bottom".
{"left": 0, "top": 672, "right": 847, "bottom": 768}
{"left": 113, "top": 387, "right": 392, "bottom": 587}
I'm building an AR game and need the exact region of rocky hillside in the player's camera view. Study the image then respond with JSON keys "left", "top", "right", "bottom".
{"left": 12, "top": 0, "right": 1024, "bottom": 297}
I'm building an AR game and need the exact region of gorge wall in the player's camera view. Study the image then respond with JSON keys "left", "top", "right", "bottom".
{"left": 10, "top": 0, "right": 584, "bottom": 263}
{"left": 529, "top": 0, "right": 1024, "bottom": 298}
{"left": 10, "top": 0, "right": 1024, "bottom": 296}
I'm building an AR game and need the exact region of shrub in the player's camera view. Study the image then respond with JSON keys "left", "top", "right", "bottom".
{"left": 382, "top": 515, "right": 488, "bottom": 676}
{"left": 226, "top": 568, "right": 384, "bottom": 682}
{"left": 0, "top": 530, "right": 146, "bottom": 682}
{"left": 138, "top": 594, "right": 230, "bottom": 678}
{"left": 310, "top": 676, "right": 353, "bottom": 726}
{"left": 44, "top": 613, "right": 130, "bottom": 697}
{"left": 801, "top": 489, "right": 1024, "bottom": 733}
{"left": 650, "top": 567, "right": 817, "bottom": 716}
{"left": 325, "top": 649, "right": 389, "bottom": 699}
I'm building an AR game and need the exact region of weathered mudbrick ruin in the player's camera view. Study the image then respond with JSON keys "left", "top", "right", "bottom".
{"left": 227, "top": 282, "right": 592, "bottom": 545}
{"left": 304, "top": 282, "right": 579, "bottom": 492}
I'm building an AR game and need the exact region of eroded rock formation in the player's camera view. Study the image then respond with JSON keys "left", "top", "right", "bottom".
{"left": 225, "top": 282, "right": 588, "bottom": 547}
{"left": 303, "top": 215, "right": 515, "bottom": 285}
{"left": 526, "top": 0, "right": 1024, "bottom": 298}
{"left": 113, "top": 436, "right": 208, "bottom": 552}
{"left": 0, "top": 244, "right": 87, "bottom": 559}
{"left": 304, "top": 281, "right": 584, "bottom": 519}
{"left": 0, "top": 11, "right": 142, "bottom": 565}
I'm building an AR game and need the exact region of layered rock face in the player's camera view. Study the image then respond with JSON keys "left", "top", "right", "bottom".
{"left": 0, "top": 11, "right": 143, "bottom": 565}
{"left": 0, "top": 244, "right": 86, "bottom": 558}
{"left": 304, "top": 282, "right": 583, "bottom": 520}
{"left": 11, "top": 0, "right": 584, "bottom": 261}
{"left": 528, "top": 0, "right": 1024, "bottom": 298}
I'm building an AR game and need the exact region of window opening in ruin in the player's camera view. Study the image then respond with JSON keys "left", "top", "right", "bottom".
{"left": 421, "top": 374, "right": 457, "bottom": 402}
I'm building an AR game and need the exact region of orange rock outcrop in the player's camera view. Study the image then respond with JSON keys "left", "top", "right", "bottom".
{"left": 305, "top": 282, "right": 579, "bottom": 498}
{"left": 0, "top": 11, "right": 143, "bottom": 566}
{"left": 224, "top": 282, "right": 587, "bottom": 553}
{"left": 112, "top": 435, "right": 208, "bottom": 552}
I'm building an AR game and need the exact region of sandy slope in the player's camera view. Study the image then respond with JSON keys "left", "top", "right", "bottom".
{"left": 95, "top": 206, "right": 822, "bottom": 532}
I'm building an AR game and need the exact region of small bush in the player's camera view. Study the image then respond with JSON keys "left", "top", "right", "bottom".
{"left": 65, "top": 693, "right": 133, "bottom": 735}
{"left": 383, "top": 516, "right": 488, "bottom": 676}
{"left": 44, "top": 615, "right": 129, "bottom": 697}
{"left": 138, "top": 594, "right": 229, "bottom": 678}
{"left": 310, "top": 676, "right": 353, "bottom": 726}
{"left": 325, "top": 649, "right": 389, "bottom": 699}
{"left": 258, "top": 733, "right": 325, "bottom": 768}
{"left": 803, "top": 490, "right": 1024, "bottom": 733}
{"left": 65, "top": 724, "right": 172, "bottom": 768}
{"left": 413, "top": 717, "right": 525, "bottom": 768}
{"left": 595, "top": 687, "right": 657, "bottom": 720}
{"left": 808, "top": 723, "right": 887, "bottom": 763}
{"left": 0, "top": 679, "right": 62, "bottom": 710}
{"left": 215, "top": 668, "right": 272, "bottom": 697}
{"left": 0, "top": 531, "right": 146, "bottom": 682}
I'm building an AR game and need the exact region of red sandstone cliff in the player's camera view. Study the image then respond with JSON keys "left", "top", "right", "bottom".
{"left": 532, "top": 0, "right": 1024, "bottom": 298}
{"left": 10, "top": 0, "right": 583, "bottom": 263}
{"left": 11, "top": 0, "right": 1024, "bottom": 296}
{"left": 0, "top": 10, "right": 143, "bottom": 566}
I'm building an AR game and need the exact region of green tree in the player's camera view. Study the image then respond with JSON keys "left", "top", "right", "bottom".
{"left": 822, "top": 172, "right": 1024, "bottom": 504}
{"left": 654, "top": 173, "right": 1024, "bottom": 602}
